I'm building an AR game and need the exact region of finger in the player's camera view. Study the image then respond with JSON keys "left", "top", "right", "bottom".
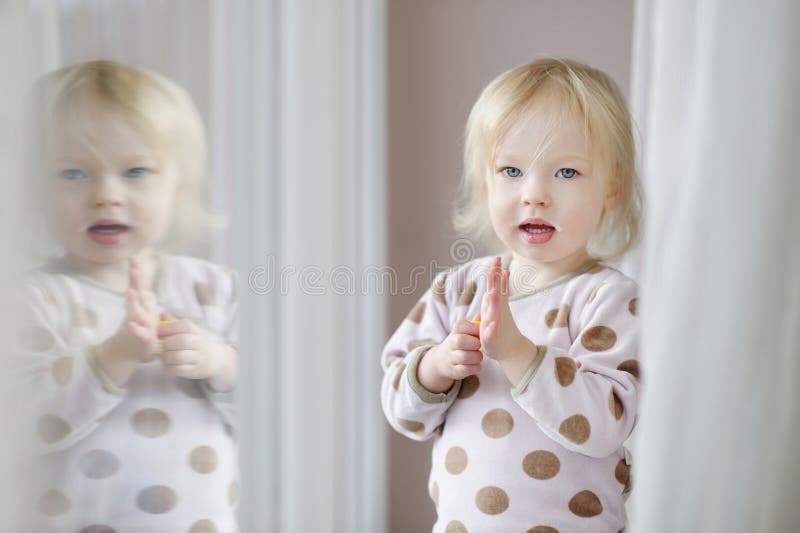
{"left": 451, "top": 349, "right": 483, "bottom": 366}
{"left": 129, "top": 259, "right": 141, "bottom": 292}
{"left": 162, "top": 363, "right": 199, "bottom": 378}
{"left": 126, "top": 320, "right": 151, "bottom": 343}
{"left": 158, "top": 319, "right": 195, "bottom": 337}
{"left": 452, "top": 319, "right": 480, "bottom": 336}
{"left": 452, "top": 363, "right": 481, "bottom": 380}
{"left": 500, "top": 266, "right": 509, "bottom": 297}
{"left": 161, "top": 349, "right": 197, "bottom": 366}
{"left": 471, "top": 311, "right": 481, "bottom": 324}
{"left": 451, "top": 333, "right": 481, "bottom": 351}
{"left": 161, "top": 333, "right": 196, "bottom": 351}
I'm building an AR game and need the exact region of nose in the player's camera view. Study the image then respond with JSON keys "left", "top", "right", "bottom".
{"left": 90, "top": 175, "right": 125, "bottom": 207}
{"left": 520, "top": 174, "right": 551, "bottom": 208}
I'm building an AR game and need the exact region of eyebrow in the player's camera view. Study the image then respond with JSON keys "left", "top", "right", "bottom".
{"left": 495, "top": 153, "right": 590, "bottom": 165}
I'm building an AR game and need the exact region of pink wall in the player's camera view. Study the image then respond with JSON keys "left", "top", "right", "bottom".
{"left": 387, "top": 1, "right": 635, "bottom": 530}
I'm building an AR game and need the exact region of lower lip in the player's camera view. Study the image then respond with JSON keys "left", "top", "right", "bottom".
{"left": 519, "top": 226, "right": 555, "bottom": 244}
{"left": 87, "top": 228, "right": 129, "bottom": 245}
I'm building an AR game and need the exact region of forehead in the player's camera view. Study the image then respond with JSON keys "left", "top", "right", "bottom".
{"left": 47, "top": 97, "right": 159, "bottom": 161}
{"left": 496, "top": 93, "right": 590, "bottom": 161}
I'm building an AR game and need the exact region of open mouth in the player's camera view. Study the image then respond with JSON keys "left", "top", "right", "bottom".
{"left": 89, "top": 224, "right": 130, "bottom": 234}
{"left": 86, "top": 221, "right": 131, "bottom": 245}
{"left": 518, "top": 220, "right": 556, "bottom": 244}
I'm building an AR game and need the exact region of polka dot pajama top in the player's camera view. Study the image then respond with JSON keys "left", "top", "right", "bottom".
{"left": 381, "top": 255, "right": 639, "bottom": 533}
{"left": 18, "top": 254, "right": 238, "bottom": 532}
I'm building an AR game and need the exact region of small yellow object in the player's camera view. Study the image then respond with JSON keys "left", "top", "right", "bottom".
{"left": 159, "top": 320, "right": 174, "bottom": 325}
{"left": 472, "top": 320, "right": 481, "bottom": 325}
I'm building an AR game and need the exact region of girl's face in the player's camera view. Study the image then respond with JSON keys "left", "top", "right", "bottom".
{"left": 45, "top": 105, "right": 179, "bottom": 269}
{"left": 487, "top": 105, "right": 618, "bottom": 277}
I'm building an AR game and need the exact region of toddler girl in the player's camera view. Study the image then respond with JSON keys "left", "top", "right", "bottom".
{"left": 382, "top": 58, "right": 642, "bottom": 532}
{"left": 18, "top": 60, "right": 238, "bottom": 532}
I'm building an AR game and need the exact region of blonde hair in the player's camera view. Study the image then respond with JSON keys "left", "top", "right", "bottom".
{"left": 453, "top": 57, "right": 643, "bottom": 262}
{"left": 24, "top": 59, "right": 218, "bottom": 257}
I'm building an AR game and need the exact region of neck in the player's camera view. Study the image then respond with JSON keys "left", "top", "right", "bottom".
{"left": 62, "top": 249, "right": 159, "bottom": 293}
{"left": 507, "top": 249, "right": 594, "bottom": 296}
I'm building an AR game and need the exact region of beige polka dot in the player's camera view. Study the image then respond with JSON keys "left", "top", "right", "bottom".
{"left": 586, "top": 283, "right": 606, "bottom": 304}
{"left": 189, "top": 519, "right": 218, "bottom": 533}
{"left": 406, "top": 301, "right": 426, "bottom": 323}
{"left": 544, "top": 303, "right": 570, "bottom": 328}
{"left": 568, "top": 490, "right": 603, "bottom": 517}
{"left": 580, "top": 326, "right": 617, "bottom": 352}
{"left": 78, "top": 449, "right": 120, "bottom": 479}
{"left": 617, "top": 359, "right": 640, "bottom": 381}
{"left": 432, "top": 275, "right": 448, "bottom": 305}
{"left": 429, "top": 481, "right": 439, "bottom": 508}
{"left": 228, "top": 480, "right": 239, "bottom": 506}
{"left": 131, "top": 408, "right": 171, "bottom": 438}
{"left": 136, "top": 485, "right": 177, "bottom": 514}
{"left": 37, "top": 414, "right": 71, "bottom": 443}
{"left": 391, "top": 361, "right": 407, "bottom": 391}
{"left": 481, "top": 408, "right": 514, "bottom": 438}
{"left": 51, "top": 357, "right": 74, "bottom": 385}
{"left": 445, "top": 446, "right": 468, "bottom": 475}
{"left": 176, "top": 377, "right": 206, "bottom": 399}
{"left": 628, "top": 298, "right": 638, "bottom": 316}
{"left": 587, "top": 263, "right": 605, "bottom": 274}
{"left": 527, "top": 528, "right": 559, "bottom": 533}
{"left": 522, "top": 450, "right": 560, "bottom": 480}
{"left": 615, "top": 459, "right": 631, "bottom": 491}
{"left": 195, "top": 282, "right": 215, "bottom": 306}
{"left": 445, "top": 521, "right": 467, "bottom": 533}
{"left": 37, "top": 489, "right": 70, "bottom": 516}
{"left": 383, "top": 354, "right": 401, "bottom": 369}
{"left": 554, "top": 357, "right": 576, "bottom": 387}
{"left": 18, "top": 325, "right": 55, "bottom": 352}
{"left": 457, "top": 375, "right": 480, "bottom": 399}
{"left": 457, "top": 281, "right": 477, "bottom": 306}
{"left": 609, "top": 390, "right": 624, "bottom": 420}
{"left": 475, "top": 486, "right": 509, "bottom": 515}
{"left": 397, "top": 418, "right": 425, "bottom": 435}
{"left": 80, "top": 526, "right": 117, "bottom": 533}
{"left": 407, "top": 338, "right": 436, "bottom": 351}
{"left": 559, "top": 414, "right": 591, "bottom": 444}
{"left": 72, "top": 304, "right": 98, "bottom": 328}
{"left": 189, "top": 445, "right": 219, "bottom": 474}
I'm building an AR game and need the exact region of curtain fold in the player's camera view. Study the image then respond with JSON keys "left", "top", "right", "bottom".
{"left": 631, "top": 1, "right": 800, "bottom": 531}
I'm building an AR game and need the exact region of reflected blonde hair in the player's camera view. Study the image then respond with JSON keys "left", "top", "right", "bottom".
{"left": 453, "top": 57, "right": 643, "bottom": 262}
{"left": 25, "top": 59, "right": 218, "bottom": 257}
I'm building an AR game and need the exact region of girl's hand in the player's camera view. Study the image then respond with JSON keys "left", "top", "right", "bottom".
{"left": 94, "top": 257, "right": 161, "bottom": 386}
{"left": 416, "top": 319, "right": 483, "bottom": 394}
{"left": 478, "top": 256, "right": 538, "bottom": 384}
{"left": 157, "top": 312, "right": 237, "bottom": 391}
{"left": 122, "top": 257, "right": 161, "bottom": 361}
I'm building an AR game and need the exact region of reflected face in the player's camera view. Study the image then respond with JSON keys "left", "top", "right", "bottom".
{"left": 487, "top": 106, "right": 618, "bottom": 275}
{"left": 46, "top": 107, "right": 179, "bottom": 268}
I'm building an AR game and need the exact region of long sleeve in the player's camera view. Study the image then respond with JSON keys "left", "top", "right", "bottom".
{"left": 512, "top": 279, "right": 640, "bottom": 457}
{"left": 381, "top": 271, "right": 462, "bottom": 441}
{"left": 16, "top": 283, "right": 125, "bottom": 455}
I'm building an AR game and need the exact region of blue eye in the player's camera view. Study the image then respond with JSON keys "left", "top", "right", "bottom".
{"left": 59, "top": 169, "right": 86, "bottom": 180}
{"left": 502, "top": 167, "right": 522, "bottom": 178}
{"left": 123, "top": 167, "right": 151, "bottom": 178}
{"left": 556, "top": 168, "right": 578, "bottom": 179}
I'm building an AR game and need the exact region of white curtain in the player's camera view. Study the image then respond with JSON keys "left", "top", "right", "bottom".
{"left": 630, "top": 1, "right": 800, "bottom": 531}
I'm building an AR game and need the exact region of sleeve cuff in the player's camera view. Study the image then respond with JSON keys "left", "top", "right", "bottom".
{"left": 511, "top": 344, "right": 547, "bottom": 399}
{"left": 406, "top": 344, "right": 462, "bottom": 404}
{"left": 202, "top": 380, "right": 236, "bottom": 403}
{"left": 86, "top": 346, "right": 127, "bottom": 397}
